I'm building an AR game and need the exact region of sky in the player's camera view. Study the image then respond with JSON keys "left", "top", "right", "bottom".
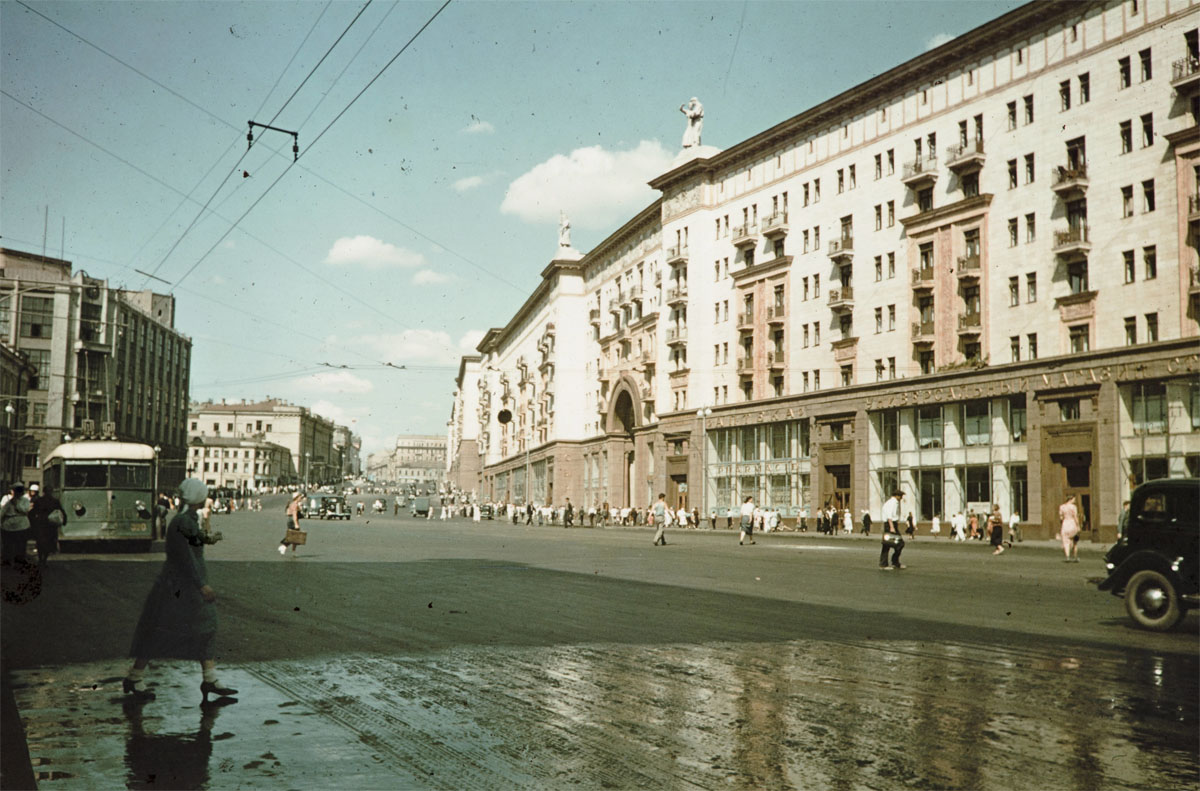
{"left": 1, "top": 0, "right": 1027, "bottom": 456}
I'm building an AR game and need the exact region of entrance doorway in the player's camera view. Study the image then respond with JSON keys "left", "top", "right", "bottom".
{"left": 1051, "top": 451, "right": 1093, "bottom": 534}
{"left": 669, "top": 475, "right": 688, "bottom": 509}
{"left": 824, "top": 464, "right": 851, "bottom": 511}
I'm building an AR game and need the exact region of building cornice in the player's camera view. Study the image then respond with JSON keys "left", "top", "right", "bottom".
{"left": 900, "top": 194, "right": 993, "bottom": 231}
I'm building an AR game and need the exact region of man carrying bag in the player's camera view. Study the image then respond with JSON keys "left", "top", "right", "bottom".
{"left": 879, "top": 489, "right": 906, "bottom": 570}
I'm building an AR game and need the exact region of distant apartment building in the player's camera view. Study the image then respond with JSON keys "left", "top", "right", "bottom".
{"left": 187, "top": 435, "right": 293, "bottom": 492}
{"left": 332, "top": 424, "right": 363, "bottom": 480}
{"left": 188, "top": 399, "right": 339, "bottom": 486}
{"left": 461, "top": 1, "right": 1200, "bottom": 541}
{"left": 367, "top": 434, "right": 447, "bottom": 492}
{"left": 1, "top": 247, "right": 192, "bottom": 487}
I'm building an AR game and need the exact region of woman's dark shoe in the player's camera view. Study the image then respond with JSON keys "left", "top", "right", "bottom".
{"left": 123, "top": 678, "right": 156, "bottom": 701}
{"left": 200, "top": 681, "right": 238, "bottom": 703}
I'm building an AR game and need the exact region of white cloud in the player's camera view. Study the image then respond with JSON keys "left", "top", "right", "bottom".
{"left": 501, "top": 140, "right": 674, "bottom": 229}
{"left": 925, "top": 32, "right": 954, "bottom": 51}
{"left": 309, "top": 399, "right": 364, "bottom": 428}
{"left": 462, "top": 117, "right": 494, "bottom": 134}
{"left": 458, "top": 329, "right": 485, "bottom": 352}
{"left": 413, "top": 269, "right": 452, "bottom": 285}
{"left": 295, "top": 370, "right": 373, "bottom": 394}
{"left": 453, "top": 175, "right": 484, "bottom": 192}
{"left": 354, "top": 329, "right": 459, "bottom": 363}
{"left": 323, "top": 235, "right": 426, "bottom": 269}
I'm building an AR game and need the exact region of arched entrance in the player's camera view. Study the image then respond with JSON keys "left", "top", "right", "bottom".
{"left": 604, "top": 378, "right": 641, "bottom": 507}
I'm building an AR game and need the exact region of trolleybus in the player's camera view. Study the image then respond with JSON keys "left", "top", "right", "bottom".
{"left": 41, "top": 440, "right": 157, "bottom": 546}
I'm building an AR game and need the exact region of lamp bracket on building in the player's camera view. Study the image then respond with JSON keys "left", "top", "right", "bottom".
{"left": 247, "top": 121, "right": 299, "bottom": 161}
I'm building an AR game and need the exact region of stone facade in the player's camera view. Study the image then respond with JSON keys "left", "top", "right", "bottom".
{"left": 188, "top": 399, "right": 336, "bottom": 486}
{"left": 468, "top": 0, "right": 1200, "bottom": 537}
{"left": 1, "top": 248, "right": 192, "bottom": 487}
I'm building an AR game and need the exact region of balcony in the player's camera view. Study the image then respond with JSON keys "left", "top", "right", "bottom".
{"left": 1189, "top": 193, "right": 1200, "bottom": 222}
{"left": 1052, "top": 165, "right": 1088, "bottom": 198}
{"left": 731, "top": 223, "right": 758, "bottom": 249}
{"left": 737, "top": 356, "right": 756, "bottom": 375}
{"left": 827, "top": 237, "right": 854, "bottom": 262}
{"left": 827, "top": 286, "right": 854, "bottom": 313}
{"left": 911, "top": 267, "right": 935, "bottom": 291}
{"left": 761, "top": 211, "right": 789, "bottom": 239}
{"left": 957, "top": 311, "right": 982, "bottom": 336}
{"left": 901, "top": 155, "right": 939, "bottom": 188}
{"left": 831, "top": 336, "right": 858, "bottom": 362}
{"left": 737, "top": 311, "right": 755, "bottom": 331}
{"left": 627, "top": 284, "right": 643, "bottom": 303}
{"left": 666, "top": 326, "right": 688, "bottom": 346}
{"left": 1190, "top": 265, "right": 1200, "bottom": 297}
{"left": 588, "top": 308, "right": 600, "bottom": 325}
{"left": 767, "top": 305, "right": 786, "bottom": 324}
{"left": 1171, "top": 55, "right": 1200, "bottom": 89}
{"left": 1052, "top": 226, "right": 1091, "bottom": 259}
{"left": 665, "top": 284, "right": 688, "bottom": 305}
{"left": 911, "top": 321, "right": 935, "bottom": 345}
{"left": 945, "top": 139, "right": 985, "bottom": 173}
{"left": 639, "top": 383, "right": 655, "bottom": 402}
{"left": 768, "top": 350, "right": 786, "bottom": 369}
{"left": 666, "top": 245, "right": 688, "bottom": 266}
{"left": 956, "top": 254, "right": 981, "bottom": 281}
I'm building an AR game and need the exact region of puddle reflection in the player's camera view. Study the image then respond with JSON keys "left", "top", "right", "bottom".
{"left": 123, "top": 698, "right": 233, "bottom": 790}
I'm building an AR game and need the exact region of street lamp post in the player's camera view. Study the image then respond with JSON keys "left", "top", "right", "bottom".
{"left": 697, "top": 407, "right": 713, "bottom": 527}
{"left": 304, "top": 452, "right": 311, "bottom": 492}
{"left": 152, "top": 445, "right": 162, "bottom": 540}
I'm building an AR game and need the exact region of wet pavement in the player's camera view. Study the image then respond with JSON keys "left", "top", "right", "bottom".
{"left": 3, "top": 509, "right": 1198, "bottom": 790}
{"left": 10, "top": 638, "right": 1197, "bottom": 790}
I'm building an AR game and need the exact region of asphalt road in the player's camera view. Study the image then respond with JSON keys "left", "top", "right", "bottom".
{"left": 2, "top": 497, "right": 1196, "bottom": 790}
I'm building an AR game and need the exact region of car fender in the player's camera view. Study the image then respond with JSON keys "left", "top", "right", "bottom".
{"left": 1098, "top": 550, "right": 1183, "bottom": 594}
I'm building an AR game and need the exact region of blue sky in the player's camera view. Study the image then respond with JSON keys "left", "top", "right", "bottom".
{"left": 1, "top": 0, "right": 1026, "bottom": 454}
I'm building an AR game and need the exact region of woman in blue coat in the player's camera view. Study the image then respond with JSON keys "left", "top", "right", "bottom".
{"left": 124, "top": 478, "right": 237, "bottom": 703}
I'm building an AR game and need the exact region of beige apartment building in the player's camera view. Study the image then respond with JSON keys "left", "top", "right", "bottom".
{"left": 188, "top": 399, "right": 335, "bottom": 486}
{"left": 187, "top": 435, "right": 293, "bottom": 492}
{"left": 367, "top": 434, "right": 448, "bottom": 492}
{"left": 458, "top": 0, "right": 1200, "bottom": 540}
{"left": 1, "top": 247, "right": 193, "bottom": 488}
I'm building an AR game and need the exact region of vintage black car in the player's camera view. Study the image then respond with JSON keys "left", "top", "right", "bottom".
{"left": 305, "top": 494, "right": 351, "bottom": 520}
{"left": 1097, "top": 478, "right": 1199, "bottom": 631}
{"left": 478, "top": 503, "right": 494, "bottom": 520}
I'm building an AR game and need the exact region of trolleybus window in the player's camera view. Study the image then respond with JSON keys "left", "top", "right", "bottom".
{"left": 65, "top": 463, "right": 108, "bottom": 488}
{"left": 110, "top": 463, "right": 152, "bottom": 489}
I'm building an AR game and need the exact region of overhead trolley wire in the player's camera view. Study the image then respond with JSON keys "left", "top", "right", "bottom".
{"left": 12, "top": 0, "right": 524, "bottom": 295}
{"left": 169, "top": 0, "right": 455, "bottom": 292}
{"left": 138, "top": 1, "right": 370, "bottom": 287}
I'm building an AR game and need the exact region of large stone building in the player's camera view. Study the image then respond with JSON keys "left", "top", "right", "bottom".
{"left": 455, "top": 0, "right": 1200, "bottom": 540}
{"left": 187, "top": 435, "right": 293, "bottom": 492}
{"left": 1, "top": 247, "right": 193, "bottom": 487}
{"left": 188, "top": 399, "right": 340, "bottom": 487}
{"left": 445, "top": 355, "right": 482, "bottom": 495}
{"left": 367, "top": 434, "right": 447, "bottom": 492}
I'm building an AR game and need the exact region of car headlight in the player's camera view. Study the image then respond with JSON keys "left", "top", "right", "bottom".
{"left": 1171, "top": 557, "right": 1184, "bottom": 573}
{"left": 1106, "top": 562, "right": 1115, "bottom": 571}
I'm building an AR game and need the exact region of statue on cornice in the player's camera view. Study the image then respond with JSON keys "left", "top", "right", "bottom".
{"left": 558, "top": 210, "right": 572, "bottom": 250}
{"left": 680, "top": 97, "right": 704, "bottom": 148}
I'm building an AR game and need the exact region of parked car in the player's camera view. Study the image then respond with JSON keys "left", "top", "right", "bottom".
{"left": 1096, "top": 478, "right": 1199, "bottom": 631}
{"left": 318, "top": 495, "right": 351, "bottom": 520}
{"left": 479, "top": 503, "right": 494, "bottom": 520}
{"left": 410, "top": 496, "right": 431, "bottom": 518}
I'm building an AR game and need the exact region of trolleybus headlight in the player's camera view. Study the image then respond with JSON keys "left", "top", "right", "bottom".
{"left": 73, "top": 502, "right": 86, "bottom": 516}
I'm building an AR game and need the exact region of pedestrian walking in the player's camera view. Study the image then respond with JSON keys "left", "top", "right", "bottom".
{"left": 652, "top": 493, "right": 669, "bottom": 546}
{"left": 1058, "top": 494, "right": 1081, "bottom": 562}
{"left": 28, "top": 483, "right": 67, "bottom": 569}
{"left": 989, "top": 504, "right": 1006, "bottom": 555}
{"left": 860, "top": 510, "right": 872, "bottom": 535}
{"left": 905, "top": 512, "right": 916, "bottom": 540}
{"left": 738, "top": 496, "right": 756, "bottom": 545}
{"left": 564, "top": 498, "right": 574, "bottom": 527}
{"left": 124, "top": 478, "right": 237, "bottom": 704}
{"left": 879, "top": 489, "right": 906, "bottom": 570}
{"left": 930, "top": 514, "right": 941, "bottom": 537}
{"left": 279, "top": 492, "right": 304, "bottom": 555}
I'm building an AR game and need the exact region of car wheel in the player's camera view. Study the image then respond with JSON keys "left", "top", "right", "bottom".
{"left": 1124, "top": 569, "right": 1183, "bottom": 631}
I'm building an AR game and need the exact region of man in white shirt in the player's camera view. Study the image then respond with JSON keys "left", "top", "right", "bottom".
{"left": 879, "top": 489, "right": 906, "bottom": 570}
{"left": 739, "top": 496, "right": 756, "bottom": 545}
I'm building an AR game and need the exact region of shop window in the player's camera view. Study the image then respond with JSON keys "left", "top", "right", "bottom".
{"left": 965, "top": 465, "right": 990, "bottom": 503}
{"left": 963, "top": 400, "right": 990, "bottom": 446}
{"left": 918, "top": 406, "right": 943, "bottom": 448}
{"left": 1132, "top": 383, "right": 1166, "bottom": 434}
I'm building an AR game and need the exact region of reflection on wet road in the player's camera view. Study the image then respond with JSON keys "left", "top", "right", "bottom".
{"left": 14, "top": 637, "right": 1196, "bottom": 790}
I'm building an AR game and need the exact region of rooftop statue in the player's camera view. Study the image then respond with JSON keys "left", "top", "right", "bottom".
{"left": 680, "top": 97, "right": 704, "bottom": 148}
